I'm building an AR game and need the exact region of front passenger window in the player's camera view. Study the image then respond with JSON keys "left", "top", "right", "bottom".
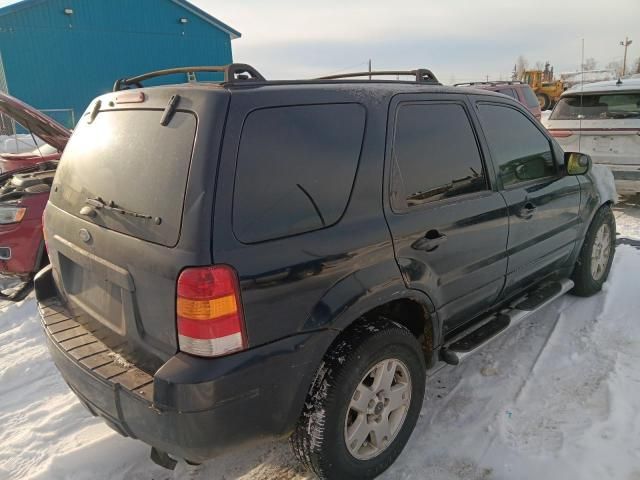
{"left": 478, "top": 104, "right": 556, "bottom": 188}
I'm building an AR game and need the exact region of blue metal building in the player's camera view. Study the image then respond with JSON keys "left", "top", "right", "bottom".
{"left": 0, "top": 0, "right": 240, "bottom": 127}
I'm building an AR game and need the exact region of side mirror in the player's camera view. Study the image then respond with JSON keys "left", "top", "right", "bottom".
{"left": 564, "top": 152, "right": 591, "bottom": 175}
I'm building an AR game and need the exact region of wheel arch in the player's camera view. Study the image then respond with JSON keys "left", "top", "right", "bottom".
{"left": 569, "top": 200, "right": 616, "bottom": 274}
{"left": 304, "top": 264, "right": 441, "bottom": 369}
{"left": 287, "top": 265, "right": 440, "bottom": 438}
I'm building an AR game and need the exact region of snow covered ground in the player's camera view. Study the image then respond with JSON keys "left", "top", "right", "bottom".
{"left": 1, "top": 202, "right": 639, "bottom": 480}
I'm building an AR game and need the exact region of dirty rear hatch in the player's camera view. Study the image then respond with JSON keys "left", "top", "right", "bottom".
{"left": 45, "top": 87, "right": 228, "bottom": 372}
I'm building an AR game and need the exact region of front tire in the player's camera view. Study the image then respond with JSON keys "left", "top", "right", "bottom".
{"left": 291, "top": 320, "right": 426, "bottom": 480}
{"left": 571, "top": 205, "right": 616, "bottom": 296}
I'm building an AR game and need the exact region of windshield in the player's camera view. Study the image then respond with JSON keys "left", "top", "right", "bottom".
{"left": 550, "top": 92, "right": 640, "bottom": 120}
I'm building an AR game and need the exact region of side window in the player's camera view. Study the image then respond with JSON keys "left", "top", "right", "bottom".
{"left": 497, "top": 88, "right": 518, "bottom": 99}
{"left": 478, "top": 103, "right": 556, "bottom": 188}
{"left": 522, "top": 86, "right": 541, "bottom": 108}
{"left": 392, "top": 103, "right": 487, "bottom": 209}
{"left": 233, "top": 103, "right": 365, "bottom": 243}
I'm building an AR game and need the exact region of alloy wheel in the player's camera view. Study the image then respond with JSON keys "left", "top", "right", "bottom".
{"left": 591, "top": 223, "right": 611, "bottom": 281}
{"left": 344, "top": 358, "right": 412, "bottom": 460}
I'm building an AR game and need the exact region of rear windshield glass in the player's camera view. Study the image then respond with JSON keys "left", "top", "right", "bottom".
{"left": 233, "top": 104, "right": 365, "bottom": 243}
{"left": 550, "top": 93, "right": 640, "bottom": 120}
{"left": 50, "top": 110, "right": 196, "bottom": 247}
{"left": 522, "top": 86, "right": 540, "bottom": 108}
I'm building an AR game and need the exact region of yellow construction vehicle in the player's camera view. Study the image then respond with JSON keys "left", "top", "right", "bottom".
{"left": 522, "top": 63, "right": 565, "bottom": 110}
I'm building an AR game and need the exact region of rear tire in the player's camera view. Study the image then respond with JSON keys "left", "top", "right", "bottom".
{"left": 290, "top": 319, "right": 426, "bottom": 480}
{"left": 571, "top": 205, "right": 616, "bottom": 296}
{"left": 537, "top": 93, "right": 551, "bottom": 110}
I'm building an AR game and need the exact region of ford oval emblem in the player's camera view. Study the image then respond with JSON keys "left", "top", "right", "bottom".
{"left": 79, "top": 229, "right": 92, "bottom": 243}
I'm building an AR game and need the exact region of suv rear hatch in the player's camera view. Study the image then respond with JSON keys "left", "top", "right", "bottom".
{"left": 546, "top": 91, "right": 640, "bottom": 166}
{"left": 44, "top": 87, "right": 229, "bottom": 371}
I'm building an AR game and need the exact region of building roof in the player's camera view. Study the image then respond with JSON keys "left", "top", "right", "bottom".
{"left": 0, "top": 0, "right": 241, "bottom": 39}
{"left": 170, "top": 0, "right": 240, "bottom": 39}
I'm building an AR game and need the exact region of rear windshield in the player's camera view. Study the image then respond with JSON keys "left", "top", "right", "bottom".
{"left": 521, "top": 86, "right": 540, "bottom": 108}
{"left": 50, "top": 109, "right": 196, "bottom": 247}
{"left": 550, "top": 92, "right": 640, "bottom": 120}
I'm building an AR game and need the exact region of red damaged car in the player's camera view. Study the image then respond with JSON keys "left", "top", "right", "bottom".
{"left": 0, "top": 93, "right": 70, "bottom": 299}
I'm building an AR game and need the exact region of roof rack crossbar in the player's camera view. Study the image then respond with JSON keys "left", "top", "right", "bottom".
{"left": 317, "top": 69, "right": 440, "bottom": 84}
{"left": 113, "top": 63, "right": 266, "bottom": 91}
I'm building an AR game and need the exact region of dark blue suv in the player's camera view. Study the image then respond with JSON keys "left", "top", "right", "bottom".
{"left": 35, "top": 64, "right": 616, "bottom": 479}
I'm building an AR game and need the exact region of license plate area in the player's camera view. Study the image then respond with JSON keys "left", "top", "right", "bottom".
{"left": 592, "top": 136, "right": 612, "bottom": 153}
{"left": 59, "top": 253, "right": 126, "bottom": 336}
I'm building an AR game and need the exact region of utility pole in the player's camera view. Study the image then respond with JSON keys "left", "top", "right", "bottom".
{"left": 620, "top": 36, "right": 632, "bottom": 76}
{"left": 368, "top": 59, "right": 372, "bottom": 80}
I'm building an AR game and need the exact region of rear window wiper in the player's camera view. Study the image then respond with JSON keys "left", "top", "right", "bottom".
{"left": 160, "top": 94, "right": 180, "bottom": 126}
{"left": 84, "top": 196, "right": 162, "bottom": 224}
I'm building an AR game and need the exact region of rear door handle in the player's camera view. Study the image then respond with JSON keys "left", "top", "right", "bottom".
{"left": 412, "top": 230, "right": 447, "bottom": 252}
{"left": 516, "top": 202, "right": 536, "bottom": 219}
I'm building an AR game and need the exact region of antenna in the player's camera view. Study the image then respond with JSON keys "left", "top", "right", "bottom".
{"left": 579, "top": 38, "right": 585, "bottom": 155}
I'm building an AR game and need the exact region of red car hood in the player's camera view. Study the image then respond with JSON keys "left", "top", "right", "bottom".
{"left": 0, "top": 92, "right": 70, "bottom": 151}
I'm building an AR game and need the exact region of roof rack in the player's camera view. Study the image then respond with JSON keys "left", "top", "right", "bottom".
{"left": 454, "top": 80, "right": 524, "bottom": 87}
{"left": 317, "top": 69, "right": 440, "bottom": 84}
{"left": 113, "top": 63, "right": 266, "bottom": 91}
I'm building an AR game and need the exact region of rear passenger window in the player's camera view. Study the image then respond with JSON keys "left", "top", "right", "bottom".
{"left": 233, "top": 104, "right": 365, "bottom": 243}
{"left": 497, "top": 88, "right": 518, "bottom": 99}
{"left": 392, "top": 103, "right": 487, "bottom": 209}
{"left": 478, "top": 104, "right": 556, "bottom": 188}
{"left": 522, "top": 86, "right": 541, "bottom": 108}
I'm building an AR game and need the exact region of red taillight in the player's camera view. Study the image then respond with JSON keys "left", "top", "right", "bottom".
{"left": 549, "top": 129, "right": 574, "bottom": 138}
{"left": 176, "top": 265, "right": 247, "bottom": 357}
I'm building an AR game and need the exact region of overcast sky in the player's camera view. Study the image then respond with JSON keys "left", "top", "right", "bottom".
{"left": 1, "top": 0, "right": 638, "bottom": 83}
{"left": 192, "top": 0, "right": 639, "bottom": 82}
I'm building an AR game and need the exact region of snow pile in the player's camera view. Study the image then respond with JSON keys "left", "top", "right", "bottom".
{"left": 1, "top": 231, "right": 640, "bottom": 479}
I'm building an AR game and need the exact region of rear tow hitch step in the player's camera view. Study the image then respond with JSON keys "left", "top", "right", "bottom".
{"left": 442, "top": 279, "right": 574, "bottom": 364}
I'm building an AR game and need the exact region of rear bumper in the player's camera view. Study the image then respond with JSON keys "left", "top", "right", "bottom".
{"left": 35, "top": 265, "right": 334, "bottom": 462}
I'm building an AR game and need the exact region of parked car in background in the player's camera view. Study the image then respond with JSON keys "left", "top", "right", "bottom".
{"left": 0, "top": 92, "right": 69, "bottom": 173}
{"left": 454, "top": 80, "right": 542, "bottom": 120}
{"left": 36, "top": 64, "right": 615, "bottom": 480}
{"left": 0, "top": 93, "right": 70, "bottom": 299}
{"left": 544, "top": 78, "right": 640, "bottom": 196}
